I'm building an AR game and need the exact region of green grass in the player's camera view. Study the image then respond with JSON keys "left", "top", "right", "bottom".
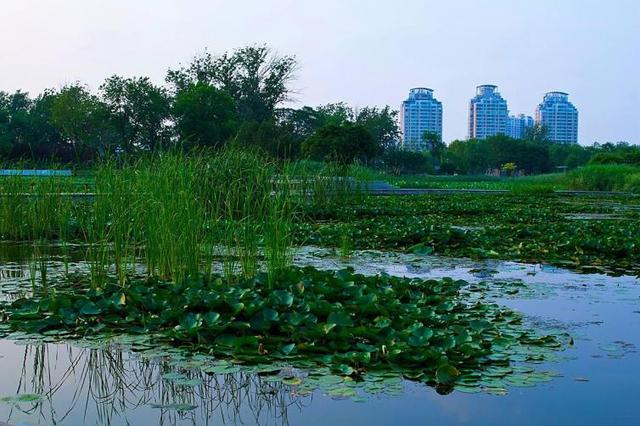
{"left": 2, "top": 157, "right": 639, "bottom": 289}
{"left": 386, "top": 173, "right": 568, "bottom": 191}
{"left": 565, "top": 164, "right": 640, "bottom": 192}
{"left": 0, "top": 149, "right": 302, "bottom": 289}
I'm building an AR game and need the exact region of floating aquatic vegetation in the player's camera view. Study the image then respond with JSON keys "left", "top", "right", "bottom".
{"left": 294, "top": 194, "right": 640, "bottom": 276}
{"left": 0, "top": 266, "right": 569, "bottom": 397}
{"left": 0, "top": 393, "right": 44, "bottom": 404}
{"left": 598, "top": 341, "right": 637, "bottom": 359}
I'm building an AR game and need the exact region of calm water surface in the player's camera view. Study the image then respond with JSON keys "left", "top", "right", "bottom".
{"left": 0, "top": 247, "right": 638, "bottom": 425}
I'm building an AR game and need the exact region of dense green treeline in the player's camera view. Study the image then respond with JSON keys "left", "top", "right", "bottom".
{"left": 443, "top": 136, "right": 640, "bottom": 175}
{"left": 0, "top": 45, "right": 398, "bottom": 166}
{"left": 1, "top": 44, "right": 638, "bottom": 174}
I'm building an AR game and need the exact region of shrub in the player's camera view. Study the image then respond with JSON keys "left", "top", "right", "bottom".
{"left": 624, "top": 172, "right": 640, "bottom": 194}
{"left": 590, "top": 151, "right": 640, "bottom": 166}
{"left": 566, "top": 164, "right": 639, "bottom": 192}
{"left": 302, "top": 124, "right": 380, "bottom": 164}
{"left": 381, "top": 148, "right": 433, "bottom": 175}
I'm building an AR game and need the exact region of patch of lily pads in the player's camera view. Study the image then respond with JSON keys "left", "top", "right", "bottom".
{"left": 295, "top": 194, "right": 640, "bottom": 277}
{"left": 0, "top": 266, "right": 569, "bottom": 398}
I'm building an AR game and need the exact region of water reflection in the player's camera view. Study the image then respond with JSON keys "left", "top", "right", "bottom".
{"left": 1, "top": 340, "right": 308, "bottom": 426}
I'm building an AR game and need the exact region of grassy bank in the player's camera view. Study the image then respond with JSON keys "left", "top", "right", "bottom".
{"left": 333, "top": 162, "right": 640, "bottom": 194}
{"left": 565, "top": 164, "right": 640, "bottom": 192}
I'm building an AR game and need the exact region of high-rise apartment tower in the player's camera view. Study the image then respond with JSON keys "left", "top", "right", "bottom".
{"left": 400, "top": 88, "right": 443, "bottom": 151}
{"left": 468, "top": 84, "right": 509, "bottom": 139}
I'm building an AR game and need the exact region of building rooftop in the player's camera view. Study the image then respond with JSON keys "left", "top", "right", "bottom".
{"left": 476, "top": 84, "right": 500, "bottom": 96}
{"left": 407, "top": 87, "right": 436, "bottom": 100}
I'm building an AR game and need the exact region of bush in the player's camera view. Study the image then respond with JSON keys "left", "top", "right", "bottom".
{"left": 624, "top": 173, "right": 640, "bottom": 194}
{"left": 381, "top": 148, "right": 433, "bottom": 175}
{"left": 566, "top": 164, "right": 639, "bottom": 192}
{"left": 590, "top": 151, "right": 640, "bottom": 166}
{"left": 302, "top": 123, "right": 380, "bottom": 164}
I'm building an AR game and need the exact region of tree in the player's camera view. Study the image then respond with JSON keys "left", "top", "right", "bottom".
{"left": 445, "top": 135, "right": 551, "bottom": 174}
{"left": 100, "top": 76, "right": 171, "bottom": 152}
{"left": 548, "top": 143, "right": 591, "bottom": 170}
{"left": 302, "top": 123, "right": 379, "bottom": 164}
{"left": 234, "top": 119, "right": 300, "bottom": 159}
{"left": 167, "top": 45, "right": 297, "bottom": 122}
{"left": 315, "top": 103, "right": 354, "bottom": 126}
{"left": 0, "top": 91, "right": 31, "bottom": 155}
{"left": 501, "top": 162, "right": 518, "bottom": 176}
{"left": 173, "top": 83, "right": 238, "bottom": 149}
{"left": 423, "top": 131, "right": 445, "bottom": 165}
{"left": 276, "top": 106, "right": 322, "bottom": 141}
{"left": 382, "top": 148, "right": 432, "bottom": 175}
{"left": 50, "top": 84, "right": 113, "bottom": 161}
{"left": 523, "top": 123, "right": 548, "bottom": 144}
{"left": 355, "top": 106, "right": 400, "bottom": 150}
{"left": 0, "top": 90, "right": 72, "bottom": 162}
{"left": 22, "top": 90, "right": 67, "bottom": 161}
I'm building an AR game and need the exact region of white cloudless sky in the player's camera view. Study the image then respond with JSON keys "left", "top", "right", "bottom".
{"left": 0, "top": 0, "right": 638, "bottom": 144}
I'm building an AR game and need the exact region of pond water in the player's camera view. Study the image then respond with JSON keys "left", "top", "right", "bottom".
{"left": 0, "top": 246, "right": 638, "bottom": 425}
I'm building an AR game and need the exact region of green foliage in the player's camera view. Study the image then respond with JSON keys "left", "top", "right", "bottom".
{"left": 566, "top": 164, "right": 640, "bottom": 191}
{"left": 423, "top": 131, "right": 445, "bottom": 163}
{"left": 315, "top": 103, "right": 354, "bottom": 126}
{"left": 381, "top": 148, "right": 433, "bottom": 175}
{"left": 589, "top": 151, "right": 640, "bottom": 166}
{"left": 446, "top": 135, "right": 551, "bottom": 174}
{"left": 548, "top": 142, "right": 592, "bottom": 169}
{"left": 624, "top": 173, "right": 640, "bottom": 194}
{"left": 50, "top": 84, "right": 115, "bottom": 161}
{"left": 0, "top": 91, "right": 67, "bottom": 160}
{"left": 278, "top": 103, "right": 400, "bottom": 155}
{"left": 0, "top": 266, "right": 565, "bottom": 389}
{"left": 302, "top": 123, "right": 380, "bottom": 164}
{"left": 234, "top": 119, "right": 299, "bottom": 159}
{"left": 295, "top": 193, "right": 640, "bottom": 275}
{"left": 0, "top": 150, "right": 297, "bottom": 286}
{"left": 100, "top": 75, "right": 171, "bottom": 151}
{"left": 0, "top": 173, "right": 77, "bottom": 242}
{"left": 173, "top": 83, "right": 238, "bottom": 149}
{"left": 501, "top": 162, "right": 518, "bottom": 176}
{"left": 354, "top": 106, "right": 400, "bottom": 150}
{"left": 166, "top": 45, "right": 297, "bottom": 122}
{"left": 523, "top": 123, "right": 549, "bottom": 144}
{"left": 388, "top": 173, "right": 565, "bottom": 191}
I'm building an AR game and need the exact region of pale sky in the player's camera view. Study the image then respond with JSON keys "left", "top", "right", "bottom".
{"left": 0, "top": 0, "right": 638, "bottom": 144}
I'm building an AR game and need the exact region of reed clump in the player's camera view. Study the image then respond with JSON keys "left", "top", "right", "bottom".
{"left": 0, "top": 149, "right": 302, "bottom": 289}
{"left": 0, "top": 149, "right": 371, "bottom": 290}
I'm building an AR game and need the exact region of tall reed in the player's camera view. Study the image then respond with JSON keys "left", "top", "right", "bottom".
{"left": 0, "top": 148, "right": 313, "bottom": 289}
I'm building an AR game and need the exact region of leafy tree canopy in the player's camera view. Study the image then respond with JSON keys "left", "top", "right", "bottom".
{"left": 167, "top": 45, "right": 297, "bottom": 122}
{"left": 302, "top": 123, "right": 380, "bottom": 164}
{"left": 100, "top": 76, "right": 171, "bottom": 152}
{"left": 173, "top": 83, "right": 238, "bottom": 149}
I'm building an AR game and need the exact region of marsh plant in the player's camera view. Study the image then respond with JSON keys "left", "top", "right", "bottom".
{"left": 0, "top": 171, "right": 77, "bottom": 242}
{"left": 287, "top": 160, "right": 364, "bottom": 211}
{"left": 0, "top": 148, "right": 305, "bottom": 289}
